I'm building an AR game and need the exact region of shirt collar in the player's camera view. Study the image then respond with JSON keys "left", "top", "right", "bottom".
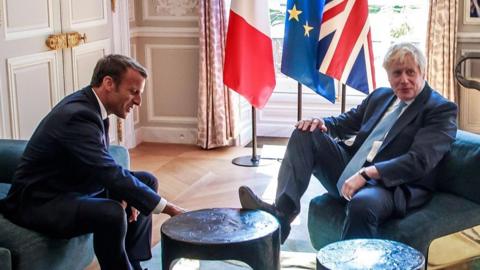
{"left": 91, "top": 88, "right": 108, "bottom": 120}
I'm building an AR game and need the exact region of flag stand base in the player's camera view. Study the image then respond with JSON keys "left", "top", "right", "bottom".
{"left": 231, "top": 155, "right": 275, "bottom": 167}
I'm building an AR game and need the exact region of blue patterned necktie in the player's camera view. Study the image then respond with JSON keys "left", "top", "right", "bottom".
{"left": 336, "top": 101, "right": 407, "bottom": 193}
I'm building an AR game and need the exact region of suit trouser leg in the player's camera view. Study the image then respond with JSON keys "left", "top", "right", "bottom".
{"left": 275, "top": 129, "right": 350, "bottom": 222}
{"left": 126, "top": 171, "right": 158, "bottom": 262}
{"left": 75, "top": 198, "right": 131, "bottom": 270}
{"left": 342, "top": 184, "right": 395, "bottom": 239}
{"left": 275, "top": 130, "right": 396, "bottom": 239}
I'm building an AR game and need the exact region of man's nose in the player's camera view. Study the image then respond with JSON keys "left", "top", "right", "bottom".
{"left": 399, "top": 73, "right": 409, "bottom": 83}
{"left": 133, "top": 94, "right": 141, "bottom": 106}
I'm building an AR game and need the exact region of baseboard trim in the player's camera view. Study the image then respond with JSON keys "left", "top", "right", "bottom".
{"left": 135, "top": 126, "right": 197, "bottom": 145}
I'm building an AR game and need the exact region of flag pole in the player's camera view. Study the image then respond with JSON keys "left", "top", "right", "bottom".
{"left": 232, "top": 106, "right": 265, "bottom": 167}
{"left": 297, "top": 82, "right": 303, "bottom": 121}
{"left": 341, "top": 83, "right": 347, "bottom": 113}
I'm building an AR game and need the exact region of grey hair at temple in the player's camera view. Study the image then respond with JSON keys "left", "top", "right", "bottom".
{"left": 382, "top": 42, "right": 426, "bottom": 75}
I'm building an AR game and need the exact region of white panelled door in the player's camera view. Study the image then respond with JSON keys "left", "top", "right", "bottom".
{"left": 0, "top": 0, "right": 115, "bottom": 141}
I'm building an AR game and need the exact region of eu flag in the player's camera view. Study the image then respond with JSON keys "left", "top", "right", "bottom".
{"left": 280, "top": 0, "right": 335, "bottom": 103}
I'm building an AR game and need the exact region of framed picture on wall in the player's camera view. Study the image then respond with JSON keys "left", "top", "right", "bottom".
{"left": 465, "top": 0, "right": 480, "bottom": 24}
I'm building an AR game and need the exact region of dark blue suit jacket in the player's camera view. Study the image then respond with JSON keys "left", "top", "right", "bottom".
{"left": 0, "top": 86, "right": 161, "bottom": 233}
{"left": 324, "top": 83, "right": 457, "bottom": 214}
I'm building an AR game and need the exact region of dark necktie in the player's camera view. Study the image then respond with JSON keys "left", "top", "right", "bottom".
{"left": 337, "top": 101, "right": 407, "bottom": 193}
{"left": 103, "top": 118, "right": 110, "bottom": 148}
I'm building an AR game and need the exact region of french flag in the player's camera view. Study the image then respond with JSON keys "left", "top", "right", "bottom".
{"left": 223, "top": 0, "right": 276, "bottom": 109}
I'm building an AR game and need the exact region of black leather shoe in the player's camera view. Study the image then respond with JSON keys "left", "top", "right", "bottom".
{"left": 238, "top": 186, "right": 291, "bottom": 243}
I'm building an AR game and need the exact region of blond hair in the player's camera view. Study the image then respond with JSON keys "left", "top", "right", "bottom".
{"left": 383, "top": 42, "right": 426, "bottom": 75}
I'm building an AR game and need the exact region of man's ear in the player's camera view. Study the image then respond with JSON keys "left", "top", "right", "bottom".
{"left": 102, "top": 76, "right": 115, "bottom": 91}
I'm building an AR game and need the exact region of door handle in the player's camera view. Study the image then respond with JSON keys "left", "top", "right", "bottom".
{"left": 45, "top": 32, "right": 87, "bottom": 50}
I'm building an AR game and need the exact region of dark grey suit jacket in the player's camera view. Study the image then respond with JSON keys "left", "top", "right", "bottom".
{"left": 0, "top": 86, "right": 161, "bottom": 234}
{"left": 324, "top": 83, "right": 458, "bottom": 215}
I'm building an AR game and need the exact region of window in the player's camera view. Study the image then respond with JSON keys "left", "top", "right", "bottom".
{"left": 268, "top": 0, "right": 429, "bottom": 105}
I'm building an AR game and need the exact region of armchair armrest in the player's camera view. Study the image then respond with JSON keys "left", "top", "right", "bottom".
{"left": 0, "top": 247, "right": 12, "bottom": 270}
{"left": 0, "top": 140, "right": 27, "bottom": 184}
{"left": 108, "top": 145, "right": 130, "bottom": 170}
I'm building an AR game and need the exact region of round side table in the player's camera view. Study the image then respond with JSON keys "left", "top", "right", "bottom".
{"left": 161, "top": 208, "right": 280, "bottom": 270}
{"left": 316, "top": 239, "right": 425, "bottom": 270}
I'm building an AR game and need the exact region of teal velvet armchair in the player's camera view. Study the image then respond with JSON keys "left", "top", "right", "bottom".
{"left": 308, "top": 130, "right": 480, "bottom": 259}
{"left": 0, "top": 139, "right": 130, "bottom": 270}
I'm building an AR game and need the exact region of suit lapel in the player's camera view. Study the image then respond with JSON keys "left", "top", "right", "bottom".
{"left": 379, "top": 84, "right": 432, "bottom": 152}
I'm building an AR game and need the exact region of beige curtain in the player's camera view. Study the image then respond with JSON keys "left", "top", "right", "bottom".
{"left": 197, "top": 0, "right": 236, "bottom": 149}
{"left": 426, "top": 0, "right": 459, "bottom": 102}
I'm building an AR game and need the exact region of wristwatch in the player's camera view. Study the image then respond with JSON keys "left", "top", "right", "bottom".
{"left": 358, "top": 168, "right": 370, "bottom": 180}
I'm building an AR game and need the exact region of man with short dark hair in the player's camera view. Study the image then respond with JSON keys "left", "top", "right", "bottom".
{"left": 0, "top": 54, "right": 184, "bottom": 270}
{"left": 239, "top": 42, "right": 458, "bottom": 244}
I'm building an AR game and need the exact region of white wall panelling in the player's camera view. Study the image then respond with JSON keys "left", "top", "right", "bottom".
{"left": 2, "top": 0, "right": 54, "bottom": 40}
{"left": 64, "top": 0, "right": 107, "bottom": 29}
{"left": 7, "top": 51, "right": 61, "bottom": 139}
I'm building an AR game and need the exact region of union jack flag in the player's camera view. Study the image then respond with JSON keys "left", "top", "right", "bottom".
{"left": 317, "top": 0, "right": 376, "bottom": 94}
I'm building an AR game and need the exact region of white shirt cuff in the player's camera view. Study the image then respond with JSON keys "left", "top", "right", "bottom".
{"left": 152, "top": 198, "right": 168, "bottom": 214}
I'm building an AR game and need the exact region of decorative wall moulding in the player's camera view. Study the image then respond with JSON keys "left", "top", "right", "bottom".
{"left": 458, "top": 31, "right": 480, "bottom": 43}
{"left": 128, "top": 0, "right": 135, "bottom": 22}
{"left": 7, "top": 51, "right": 61, "bottom": 139}
{"left": 144, "top": 44, "right": 199, "bottom": 124}
{"left": 3, "top": 0, "right": 54, "bottom": 41}
{"left": 152, "top": 0, "right": 198, "bottom": 16}
{"left": 143, "top": 0, "right": 197, "bottom": 21}
{"left": 130, "top": 26, "right": 199, "bottom": 38}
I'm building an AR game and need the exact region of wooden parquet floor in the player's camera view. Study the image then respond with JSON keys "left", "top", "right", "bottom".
{"left": 129, "top": 143, "right": 282, "bottom": 246}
